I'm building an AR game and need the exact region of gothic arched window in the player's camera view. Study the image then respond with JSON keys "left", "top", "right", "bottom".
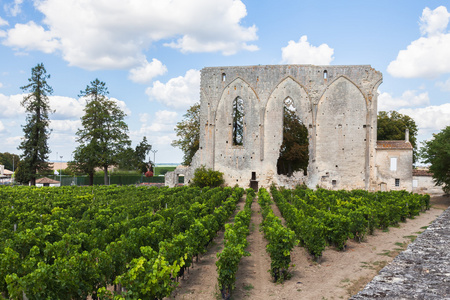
{"left": 232, "top": 97, "right": 244, "bottom": 146}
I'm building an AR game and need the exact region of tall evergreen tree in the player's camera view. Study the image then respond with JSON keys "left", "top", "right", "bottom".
{"left": 73, "top": 79, "right": 130, "bottom": 185}
{"left": 17, "top": 63, "right": 53, "bottom": 185}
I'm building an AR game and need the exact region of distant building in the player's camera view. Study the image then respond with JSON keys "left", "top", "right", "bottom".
{"left": 35, "top": 177, "right": 61, "bottom": 187}
{"left": 0, "top": 165, "right": 13, "bottom": 184}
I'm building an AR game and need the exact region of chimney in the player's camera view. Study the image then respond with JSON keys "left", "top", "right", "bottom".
{"left": 405, "top": 128, "right": 410, "bottom": 142}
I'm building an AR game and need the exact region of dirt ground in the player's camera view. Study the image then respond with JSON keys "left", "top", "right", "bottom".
{"left": 168, "top": 195, "right": 449, "bottom": 300}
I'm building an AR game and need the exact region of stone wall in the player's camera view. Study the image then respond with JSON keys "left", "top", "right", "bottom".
{"left": 192, "top": 64, "right": 383, "bottom": 190}
{"left": 351, "top": 207, "right": 450, "bottom": 299}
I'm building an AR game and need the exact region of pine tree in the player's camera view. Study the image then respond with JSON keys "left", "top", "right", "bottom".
{"left": 73, "top": 79, "right": 130, "bottom": 185}
{"left": 17, "top": 63, "right": 53, "bottom": 185}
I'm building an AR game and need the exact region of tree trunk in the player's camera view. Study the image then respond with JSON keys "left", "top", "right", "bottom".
{"left": 89, "top": 172, "right": 94, "bottom": 186}
{"left": 104, "top": 165, "right": 109, "bottom": 185}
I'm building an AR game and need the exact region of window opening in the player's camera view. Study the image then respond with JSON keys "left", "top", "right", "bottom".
{"left": 323, "top": 70, "right": 328, "bottom": 79}
{"left": 332, "top": 180, "right": 337, "bottom": 186}
{"left": 395, "top": 178, "right": 400, "bottom": 187}
{"left": 277, "top": 97, "right": 309, "bottom": 177}
{"left": 222, "top": 73, "right": 226, "bottom": 82}
{"left": 390, "top": 157, "right": 397, "bottom": 171}
{"left": 251, "top": 172, "right": 256, "bottom": 180}
{"left": 232, "top": 96, "right": 244, "bottom": 146}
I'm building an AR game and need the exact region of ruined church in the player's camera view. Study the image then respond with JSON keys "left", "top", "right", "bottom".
{"left": 166, "top": 65, "right": 413, "bottom": 192}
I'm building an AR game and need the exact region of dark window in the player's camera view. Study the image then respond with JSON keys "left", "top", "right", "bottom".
{"left": 232, "top": 97, "right": 244, "bottom": 146}
{"left": 251, "top": 172, "right": 256, "bottom": 180}
{"left": 222, "top": 73, "right": 226, "bottom": 82}
{"left": 332, "top": 180, "right": 337, "bottom": 186}
{"left": 395, "top": 178, "right": 400, "bottom": 187}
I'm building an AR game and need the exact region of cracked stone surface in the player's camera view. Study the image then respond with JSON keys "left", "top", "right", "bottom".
{"left": 351, "top": 207, "right": 450, "bottom": 299}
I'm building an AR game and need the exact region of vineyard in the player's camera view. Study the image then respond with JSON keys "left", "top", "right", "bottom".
{"left": 0, "top": 185, "right": 431, "bottom": 299}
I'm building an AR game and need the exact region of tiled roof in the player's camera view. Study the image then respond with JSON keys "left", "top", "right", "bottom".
{"left": 376, "top": 140, "right": 413, "bottom": 150}
{"left": 36, "top": 177, "right": 60, "bottom": 184}
{"left": 413, "top": 169, "right": 433, "bottom": 176}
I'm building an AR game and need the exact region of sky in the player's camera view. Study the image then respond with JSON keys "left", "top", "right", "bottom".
{"left": 0, "top": 0, "right": 450, "bottom": 164}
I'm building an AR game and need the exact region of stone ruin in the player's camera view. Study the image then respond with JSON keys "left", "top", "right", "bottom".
{"left": 166, "top": 64, "right": 414, "bottom": 191}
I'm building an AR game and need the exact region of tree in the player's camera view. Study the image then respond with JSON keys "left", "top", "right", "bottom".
{"left": 0, "top": 152, "right": 20, "bottom": 172}
{"left": 277, "top": 104, "right": 309, "bottom": 176}
{"left": 172, "top": 103, "right": 200, "bottom": 166}
{"left": 17, "top": 63, "right": 53, "bottom": 185}
{"left": 69, "top": 143, "right": 99, "bottom": 185}
{"left": 420, "top": 126, "right": 450, "bottom": 194}
{"left": 73, "top": 79, "right": 130, "bottom": 185}
{"left": 378, "top": 111, "right": 418, "bottom": 162}
{"left": 117, "top": 136, "right": 152, "bottom": 173}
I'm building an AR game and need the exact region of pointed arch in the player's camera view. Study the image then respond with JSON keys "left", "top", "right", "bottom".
{"left": 263, "top": 76, "right": 312, "bottom": 176}
{"left": 316, "top": 76, "right": 367, "bottom": 189}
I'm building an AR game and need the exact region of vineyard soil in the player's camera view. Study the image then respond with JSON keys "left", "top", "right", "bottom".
{"left": 168, "top": 195, "right": 448, "bottom": 300}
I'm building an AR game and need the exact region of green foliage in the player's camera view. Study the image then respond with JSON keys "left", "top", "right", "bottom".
{"left": 258, "top": 188, "right": 298, "bottom": 282}
{"left": 277, "top": 104, "right": 309, "bottom": 176}
{"left": 377, "top": 111, "right": 418, "bottom": 162}
{"left": 270, "top": 186, "right": 430, "bottom": 259}
{"left": 172, "top": 103, "right": 200, "bottom": 166}
{"left": 17, "top": 63, "right": 53, "bottom": 185}
{"left": 71, "top": 79, "right": 131, "bottom": 185}
{"left": 420, "top": 126, "right": 450, "bottom": 194}
{"left": 216, "top": 190, "right": 254, "bottom": 299}
{"left": 192, "top": 166, "right": 225, "bottom": 188}
{"left": 0, "top": 153, "right": 20, "bottom": 173}
{"left": 117, "top": 136, "right": 152, "bottom": 173}
{"left": 0, "top": 185, "right": 243, "bottom": 299}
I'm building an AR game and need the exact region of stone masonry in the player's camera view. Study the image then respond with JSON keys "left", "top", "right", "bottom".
{"left": 351, "top": 207, "right": 450, "bottom": 299}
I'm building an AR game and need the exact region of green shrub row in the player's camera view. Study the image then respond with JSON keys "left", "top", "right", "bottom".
{"left": 216, "top": 189, "right": 255, "bottom": 299}
{"left": 258, "top": 188, "right": 298, "bottom": 282}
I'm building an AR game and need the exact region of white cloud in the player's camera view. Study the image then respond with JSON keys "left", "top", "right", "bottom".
{"left": 146, "top": 69, "right": 200, "bottom": 110}
{"left": 3, "top": 21, "right": 60, "bottom": 54}
{"left": 0, "top": 93, "right": 25, "bottom": 117}
{"left": 4, "top": 0, "right": 23, "bottom": 17}
{"left": 420, "top": 6, "right": 450, "bottom": 36}
{"left": 436, "top": 77, "right": 450, "bottom": 91}
{"left": 49, "top": 119, "right": 81, "bottom": 133}
{"left": 128, "top": 58, "right": 167, "bottom": 84}
{"left": 281, "top": 35, "right": 334, "bottom": 65}
{"left": 399, "top": 103, "right": 450, "bottom": 139}
{"left": 49, "top": 96, "right": 85, "bottom": 119}
{"left": 378, "top": 90, "right": 430, "bottom": 111}
{"left": 110, "top": 98, "right": 131, "bottom": 116}
{"left": 5, "top": 136, "right": 22, "bottom": 147}
{"left": 387, "top": 6, "right": 450, "bottom": 78}
{"left": 139, "top": 110, "right": 178, "bottom": 133}
{"left": 0, "top": 17, "right": 9, "bottom": 26}
{"left": 3, "top": 0, "right": 258, "bottom": 70}
{"left": 0, "top": 120, "right": 5, "bottom": 133}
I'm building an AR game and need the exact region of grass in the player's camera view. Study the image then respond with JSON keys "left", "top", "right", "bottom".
{"left": 243, "top": 283, "right": 254, "bottom": 291}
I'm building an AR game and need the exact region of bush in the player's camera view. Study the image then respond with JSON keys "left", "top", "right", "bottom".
{"left": 192, "top": 166, "right": 224, "bottom": 188}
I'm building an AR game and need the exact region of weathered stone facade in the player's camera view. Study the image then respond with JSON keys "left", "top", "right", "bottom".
{"left": 351, "top": 207, "right": 450, "bottom": 299}
{"left": 166, "top": 64, "right": 416, "bottom": 191}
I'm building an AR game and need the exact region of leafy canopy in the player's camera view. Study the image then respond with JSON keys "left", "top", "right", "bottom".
{"left": 377, "top": 110, "right": 418, "bottom": 162}
{"left": 277, "top": 102, "right": 309, "bottom": 176}
{"left": 420, "top": 126, "right": 450, "bottom": 194}
{"left": 72, "top": 79, "right": 131, "bottom": 185}
{"left": 172, "top": 103, "right": 200, "bottom": 166}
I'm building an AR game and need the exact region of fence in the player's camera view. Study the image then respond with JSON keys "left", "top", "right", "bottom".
{"left": 47, "top": 175, "right": 184, "bottom": 186}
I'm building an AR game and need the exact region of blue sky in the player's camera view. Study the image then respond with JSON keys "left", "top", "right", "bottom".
{"left": 0, "top": 0, "right": 449, "bottom": 164}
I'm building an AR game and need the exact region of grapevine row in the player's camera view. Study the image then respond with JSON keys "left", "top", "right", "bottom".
{"left": 271, "top": 186, "right": 430, "bottom": 259}
{"left": 258, "top": 188, "right": 298, "bottom": 282}
{"left": 216, "top": 189, "right": 255, "bottom": 300}
{"left": 0, "top": 185, "right": 243, "bottom": 299}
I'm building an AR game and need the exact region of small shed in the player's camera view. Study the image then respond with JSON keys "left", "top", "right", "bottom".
{"left": 35, "top": 177, "right": 61, "bottom": 187}
{"left": 412, "top": 169, "right": 444, "bottom": 195}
